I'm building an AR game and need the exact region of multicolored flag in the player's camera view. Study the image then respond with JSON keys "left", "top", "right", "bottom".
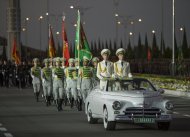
{"left": 12, "top": 37, "right": 21, "bottom": 64}
{"left": 62, "top": 16, "right": 70, "bottom": 66}
{"left": 48, "top": 25, "right": 56, "bottom": 58}
{"left": 75, "top": 10, "right": 92, "bottom": 62}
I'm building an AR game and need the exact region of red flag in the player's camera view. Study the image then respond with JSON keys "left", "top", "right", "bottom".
{"left": 49, "top": 25, "right": 56, "bottom": 58}
{"left": 62, "top": 16, "right": 70, "bottom": 66}
{"left": 12, "top": 37, "right": 21, "bottom": 64}
{"left": 147, "top": 47, "right": 151, "bottom": 62}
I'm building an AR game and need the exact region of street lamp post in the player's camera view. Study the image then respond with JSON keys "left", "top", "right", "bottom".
{"left": 25, "top": 17, "right": 29, "bottom": 60}
{"left": 172, "top": 0, "right": 175, "bottom": 76}
{"left": 39, "top": 16, "right": 43, "bottom": 60}
{"left": 113, "top": 0, "right": 120, "bottom": 46}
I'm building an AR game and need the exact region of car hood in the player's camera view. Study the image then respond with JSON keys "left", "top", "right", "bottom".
{"left": 103, "top": 90, "right": 160, "bottom": 98}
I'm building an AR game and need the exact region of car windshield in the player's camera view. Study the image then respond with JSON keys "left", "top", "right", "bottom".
{"left": 106, "top": 79, "right": 157, "bottom": 92}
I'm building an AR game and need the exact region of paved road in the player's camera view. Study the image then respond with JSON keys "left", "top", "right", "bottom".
{"left": 0, "top": 87, "right": 190, "bottom": 137}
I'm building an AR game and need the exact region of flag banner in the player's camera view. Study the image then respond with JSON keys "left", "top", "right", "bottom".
{"left": 75, "top": 10, "right": 92, "bottom": 62}
{"left": 49, "top": 25, "right": 56, "bottom": 58}
{"left": 12, "top": 37, "right": 21, "bottom": 64}
{"left": 62, "top": 16, "right": 70, "bottom": 66}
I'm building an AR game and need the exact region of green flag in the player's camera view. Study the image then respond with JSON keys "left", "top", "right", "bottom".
{"left": 75, "top": 10, "right": 92, "bottom": 62}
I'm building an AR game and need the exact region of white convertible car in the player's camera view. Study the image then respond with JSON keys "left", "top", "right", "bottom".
{"left": 85, "top": 78, "right": 173, "bottom": 130}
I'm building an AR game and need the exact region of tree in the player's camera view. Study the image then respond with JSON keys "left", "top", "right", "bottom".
{"left": 174, "top": 34, "right": 178, "bottom": 58}
{"left": 120, "top": 39, "right": 123, "bottom": 48}
{"left": 152, "top": 33, "right": 159, "bottom": 59}
{"left": 144, "top": 33, "right": 149, "bottom": 59}
{"left": 137, "top": 33, "right": 142, "bottom": 59}
{"left": 182, "top": 28, "right": 189, "bottom": 58}
{"left": 105, "top": 40, "right": 109, "bottom": 49}
{"left": 127, "top": 38, "right": 133, "bottom": 59}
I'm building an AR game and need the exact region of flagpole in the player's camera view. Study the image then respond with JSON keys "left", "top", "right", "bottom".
{"left": 77, "top": 10, "right": 80, "bottom": 68}
{"left": 62, "top": 15, "right": 65, "bottom": 64}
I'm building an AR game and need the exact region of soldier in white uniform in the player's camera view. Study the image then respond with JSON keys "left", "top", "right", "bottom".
{"left": 92, "top": 57, "right": 100, "bottom": 87}
{"left": 41, "top": 59, "right": 52, "bottom": 106}
{"left": 114, "top": 48, "right": 132, "bottom": 90}
{"left": 31, "top": 58, "right": 41, "bottom": 102}
{"left": 64, "top": 58, "right": 78, "bottom": 108}
{"left": 52, "top": 57, "right": 65, "bottom": 111}
{"left": 97, "top": 49, "right": 114, "bottom": 90}
{"left": 78, "top": 56, "right": 93, "bottom": 103}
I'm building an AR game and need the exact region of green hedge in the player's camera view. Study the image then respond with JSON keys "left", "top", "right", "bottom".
{"left": 134, "top": 73, "right": 190, "bottom": 92}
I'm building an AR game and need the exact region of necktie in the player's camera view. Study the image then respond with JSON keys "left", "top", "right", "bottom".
{"left": 105, "top": 61, "right": 107, "bottom": 66}
{"left": 121, "top": 61, "right": 123, "bottom": 67}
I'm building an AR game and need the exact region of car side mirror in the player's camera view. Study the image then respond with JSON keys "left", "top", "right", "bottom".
{"left": 158, "top": 88, "right": 165, "bottom": 94}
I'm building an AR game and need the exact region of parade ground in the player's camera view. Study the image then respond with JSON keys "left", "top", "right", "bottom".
{"left": 0, "top": 87, "right": 190, "bottom": 137}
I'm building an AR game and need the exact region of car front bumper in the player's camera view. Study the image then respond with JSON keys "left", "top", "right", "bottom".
{"left": 115, "top": 114, "right": 172, "bottom": 123}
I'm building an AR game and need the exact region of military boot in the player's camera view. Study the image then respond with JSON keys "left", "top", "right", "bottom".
{"left": 70, "top": 98, "right": 74, "bottom": 108}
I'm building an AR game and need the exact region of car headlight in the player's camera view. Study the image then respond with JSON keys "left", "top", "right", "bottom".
{"left": 112, "top": 101, "right": 122, "bottom": 110}
{"left": 165, "top": 102, "right": 174, "bottom": 110}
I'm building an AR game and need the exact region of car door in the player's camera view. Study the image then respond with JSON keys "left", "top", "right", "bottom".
{"left": 91, "top": 89, "right": 104, "bottom": 116}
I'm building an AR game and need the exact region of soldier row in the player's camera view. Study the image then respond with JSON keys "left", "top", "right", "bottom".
{"left": 0, "top": 60, "right": 32, "bottom": 88}
{"left": 30, "top": 48, "right": 132, "bottom": 112}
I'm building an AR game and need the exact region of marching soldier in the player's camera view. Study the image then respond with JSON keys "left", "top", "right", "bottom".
{"left": 41, "top": 59, "right": 52, "bottom": 106}
{"left": 114, "top": 48, "right": 132, "bottom": 90}
{"left": 52, "top": 57, "right": 65, "bottom": 111}
{"left": 97, "top": 49, "right": 114, "bottom": 90}
{"left": 78, "top": 56, "right": 93, "bottom": 104}
{"left": 31, "top": 58, "right": 41, "bottom": 102}
{"left": 92, "top": 57, "right": 100, "bottom": 87}
{"left": 65, "top": 58, "right": 78, "bottom": 108}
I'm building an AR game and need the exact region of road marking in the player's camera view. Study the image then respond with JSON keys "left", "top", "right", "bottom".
{"left": 0, "top": 127, "right": 7, "bottom": 131}
{"left": 173, "top": 111, "right": 180, "bottom": 114}
{"left": 4, "top": 133, "right": 13, "bottom": 137}
{"left": 183, "top": 114, "right": 190, "bottom": 117}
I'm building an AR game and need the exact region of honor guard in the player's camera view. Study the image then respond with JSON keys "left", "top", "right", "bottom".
{"left": 97, "top": 49, "right": 114, "bottom": 90}
{"left": 52, "top": 57, "right": 65, "bottom": 111}
{"left": 78, "top": 56, "right": 93, "bottom": 103}
{"left": 61, "top": 58, "right": 66, "bottom": 69}
{"left": 64, "top": 58, "right": 78, "bottom": 108}
{"left": 31, "top": 58, "right": 41, "bottom": 102}
{"left": 114, "top": 48, "right": 132, "bottom": 90}
{"left": 13, "top": 61, "right": 20, "bottom": 88}
{"left": 41, "top": 59, "right": 52, "bottom": 106}
{"left": 92, "top": 57, "right": 100, "bottom": 87}
{"left": 2, "top": 60, "right": 10, "bottom": 88}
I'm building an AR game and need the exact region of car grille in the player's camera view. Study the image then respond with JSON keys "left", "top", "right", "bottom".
{"left": 124, "top": 107, "right": 161, "bottom": 118}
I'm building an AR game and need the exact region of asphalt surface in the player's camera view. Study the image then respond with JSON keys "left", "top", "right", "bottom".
{"left": 0, "top": 87, "right": 190, "bottom": 137}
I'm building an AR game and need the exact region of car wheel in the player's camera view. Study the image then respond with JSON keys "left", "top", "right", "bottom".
{"left": 87, "top": 104, "right": 98, "bottom": 124}
{"left": 103, "top": 107, "right": 116, "bottom": 130}
{"left": 157, "top": 122, "right": 170, "bottom": 130}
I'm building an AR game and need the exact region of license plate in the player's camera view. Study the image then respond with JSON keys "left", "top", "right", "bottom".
{"left": 134, "top": 118, "right": 155, "bottom": 123}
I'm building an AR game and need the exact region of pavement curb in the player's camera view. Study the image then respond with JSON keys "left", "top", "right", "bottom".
{"left": 164, "top": 89, "right": 190, "bottom": 98}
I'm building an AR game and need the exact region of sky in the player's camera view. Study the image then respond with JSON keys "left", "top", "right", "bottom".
{"left": 0, "top": 0, "right": 190, "bottom": 51}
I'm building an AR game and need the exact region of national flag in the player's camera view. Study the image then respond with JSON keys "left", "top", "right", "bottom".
{"left": 75, "top": 10, "right": 92, "bottom": 62}
{"left": 12, "top": 37, "right": 21, "bottom": 64}
{"left": 48, "top": 25, "right": 56, "bottom": 58}
{"left": 147, "top": 47, "right": 151, "bottom": 62}
{"left": 62, "top": 16, "right": 70, "bottom": 66}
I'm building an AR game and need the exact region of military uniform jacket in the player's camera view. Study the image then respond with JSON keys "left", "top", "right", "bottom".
{"left": 97, "top": 60, "right": 114, "bottom": 80}
{"left": 31, "top": 66, "right": 41, "bottom": 84}
{"left": 41, "top": 67, "right": 52, "bottom": 83}
{"left": 114, "top": 60, "right": 132, "bottom": 78}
